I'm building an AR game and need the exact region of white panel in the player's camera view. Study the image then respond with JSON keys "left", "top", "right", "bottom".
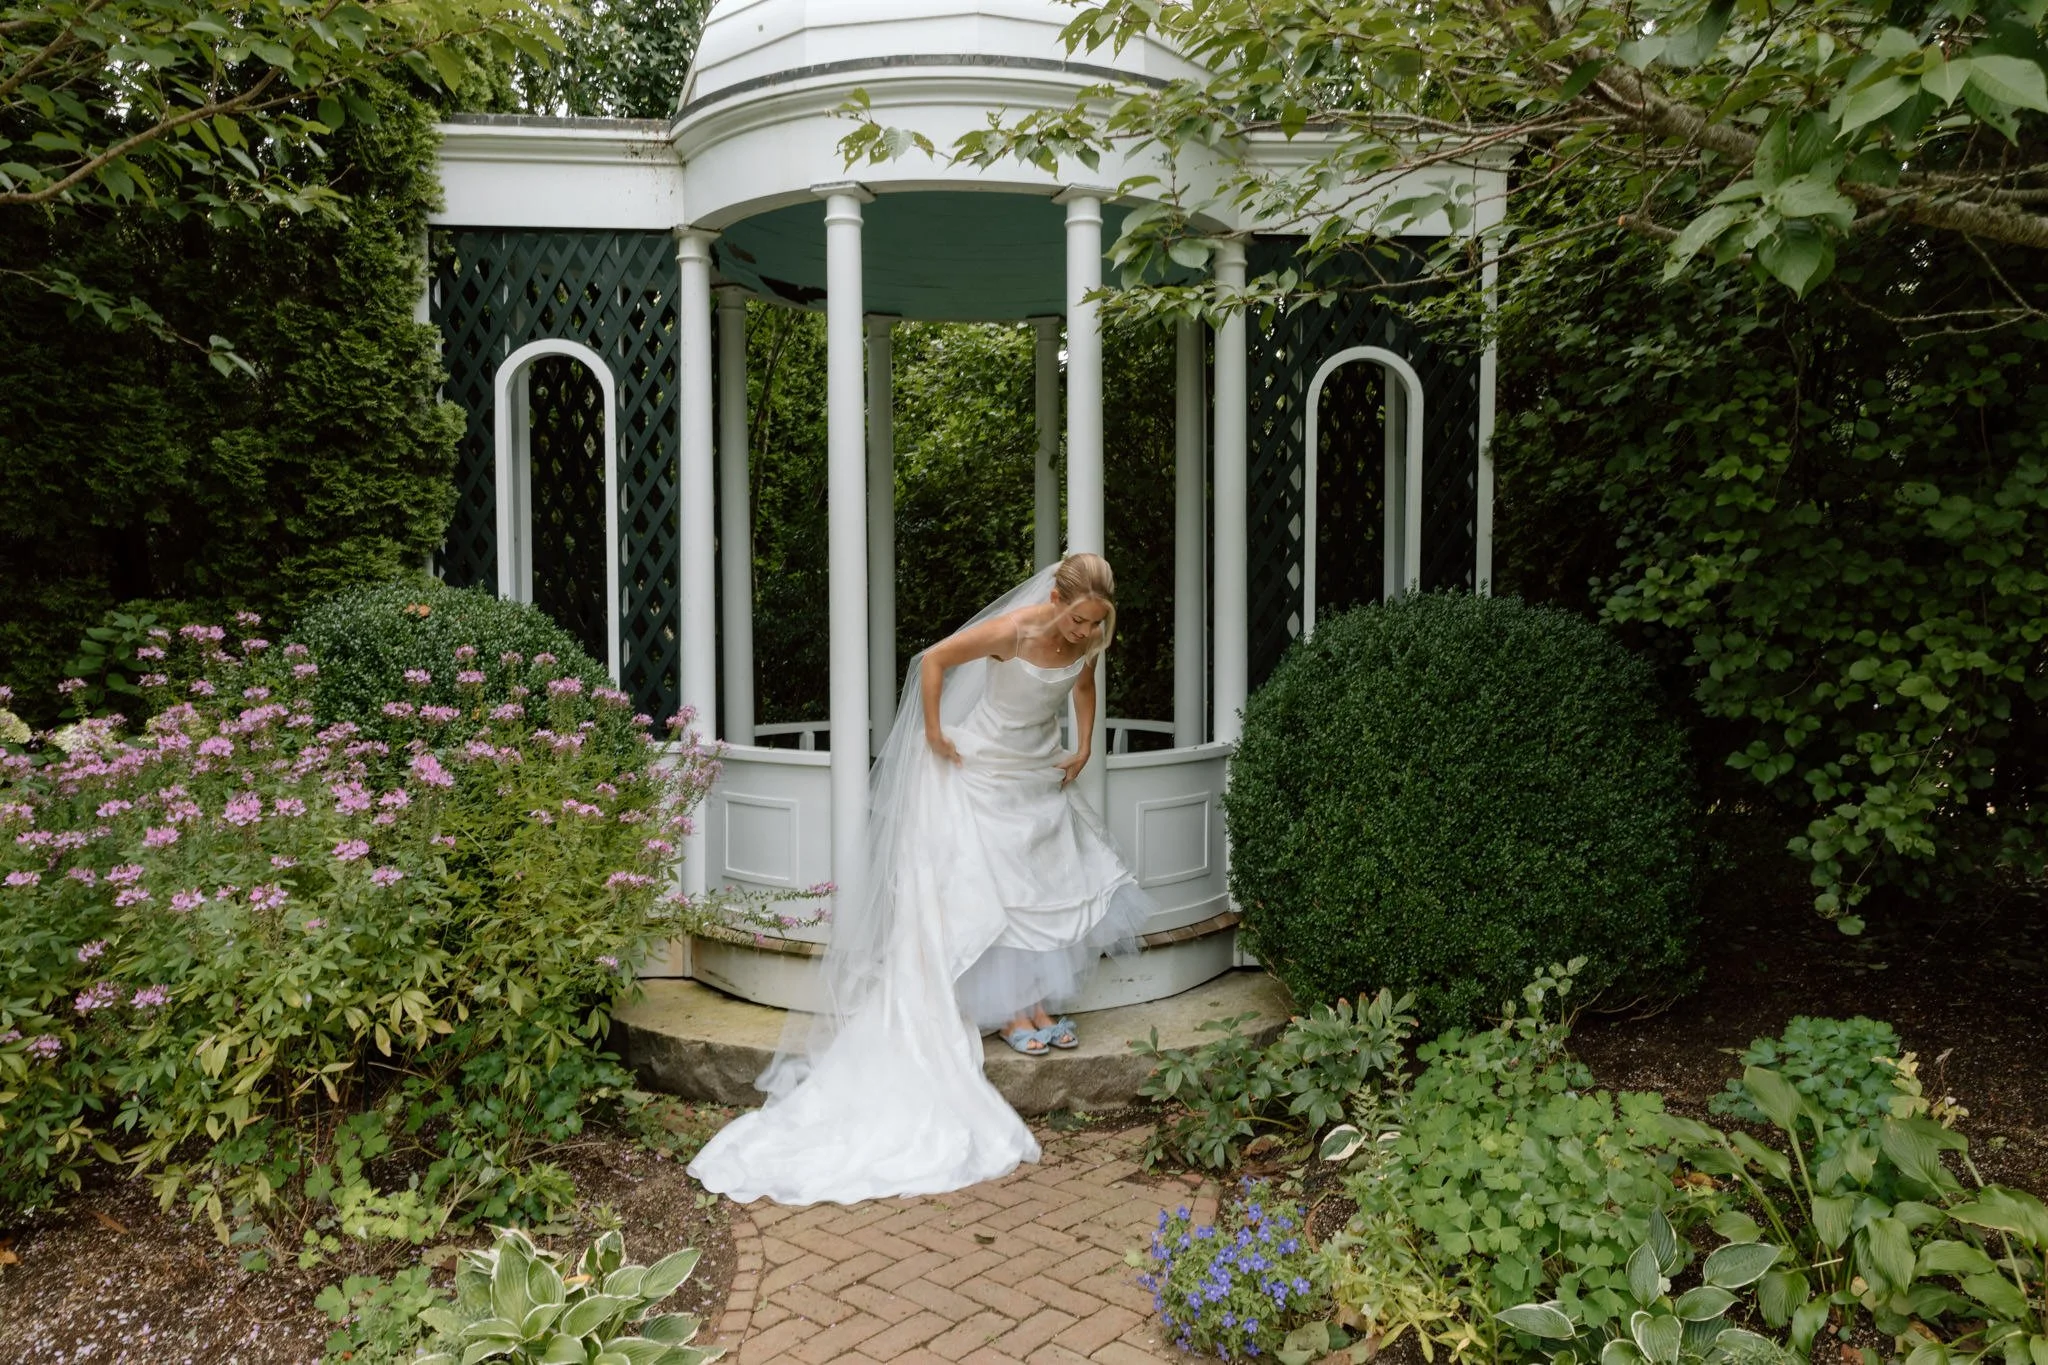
{"left": 722, "top": 794, "right": 797, "bottom": 884}
{"left": 1136, "top": 793, "right": 1210, "bottom": 888}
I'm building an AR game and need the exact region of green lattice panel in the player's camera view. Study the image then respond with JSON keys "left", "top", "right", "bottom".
{"left": 429, "top": 229, "right": 684, "bottom": 721}
{"left": 1245, "top": 237, "right": 1481, "bottom": 689}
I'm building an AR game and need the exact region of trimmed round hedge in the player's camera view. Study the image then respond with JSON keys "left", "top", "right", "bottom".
{"left": 1225, "top": 593, "right": 1699, "bottom": 1030}
{"left": 293, "top": 577, "right": 623, "bottom": 747}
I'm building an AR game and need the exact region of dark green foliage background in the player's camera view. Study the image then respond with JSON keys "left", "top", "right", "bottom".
{"left": 0, "top": 86, "right": 460, "bottom": 723}
{"left": 743, "top": 308, "right": 1181, "bottom": 730}
{"left": 1223, "top": 593, "right": 1700, "bottom": 1029}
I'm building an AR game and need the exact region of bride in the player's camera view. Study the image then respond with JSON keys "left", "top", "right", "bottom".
{"left": 686, "top": 552, "right": 1152, "bottom": 1206}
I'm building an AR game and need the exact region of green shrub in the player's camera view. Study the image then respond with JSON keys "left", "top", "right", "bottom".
{"left": 0, "top": 617, "right": 719, "bottom": 1242}
{"left": 1225, "top": 591, "right": 1700, "bottom": 1029}
{"left": 1339, "top": 961, "right": 1709, "bottom": 1340}
{"left": 293, "top": 577, "right": 622, "bottom": 749}
{"left": 1134, "top": 989, "right": 1415, "bottom": 1170}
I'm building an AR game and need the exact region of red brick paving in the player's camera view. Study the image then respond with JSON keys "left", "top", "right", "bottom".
{"left": 705, "top": 1123, "right": 1219, "bottom": 1363}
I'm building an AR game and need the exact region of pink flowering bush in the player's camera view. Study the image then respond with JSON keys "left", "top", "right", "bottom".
{"left": 0, "top": 620, "right": 798, "bottom": 1253}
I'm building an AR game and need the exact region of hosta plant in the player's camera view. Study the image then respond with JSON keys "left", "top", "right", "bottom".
{"left": 416, "top": 1226, "right": 722, "bottom": 1365}
{"left": 1497, "top": 1209, "right": 1792, "bottom": 1364}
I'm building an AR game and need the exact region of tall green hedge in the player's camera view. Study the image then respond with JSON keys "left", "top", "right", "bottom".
{"left": 1224, "top": 593, "right": 1701, "bottom": 1029}
{"left": 0, "top": 84, "right": 460, "bottom": 721}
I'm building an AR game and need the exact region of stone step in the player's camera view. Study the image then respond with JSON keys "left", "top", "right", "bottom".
{"left": 610, "top": 968, "right": 1296, "bottom": 1116}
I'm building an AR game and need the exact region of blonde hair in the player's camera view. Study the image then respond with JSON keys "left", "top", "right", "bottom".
{"left": 1052, "top": 552, "right": 1117, "bottom": 656}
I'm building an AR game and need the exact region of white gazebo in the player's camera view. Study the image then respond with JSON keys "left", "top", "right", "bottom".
{"left": 425, "top": 0, "right": 1506, "bottom": 1013}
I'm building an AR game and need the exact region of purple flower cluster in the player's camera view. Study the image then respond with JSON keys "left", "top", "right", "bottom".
{"left": 1139, "top": 1184, "right": 1319, "bottom": 1360}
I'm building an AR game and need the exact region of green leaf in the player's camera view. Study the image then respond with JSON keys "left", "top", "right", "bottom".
{"left": 1633, "top": 1310, "right": 1683, "bottom": 1364}
{"left": 1881, "top": 1117, "right": 1964, "bottom": 1193}
{"left": 1861, "top": 1216, "right": 1917, "bottom": 1296}
{"left": 1497, "top": 1302, "right": 1577, "bottom": 1340}
{"left": 1966, "top": 55, "right": 2048, "bottom": 113}
{"left": 537, "top": 1336, "right": 587, "bottom": 1365}
{"left": 1758, "top": 229, "right": 1834, "bottom": 298}
{"left": 1812, "top": 1196, "right": 1856, "bottom": 1251}
{"left": 1649, "top": 1207, "right": 1680, "bottom": 1272}
{"left": 1949, "top": 1188, "right": 2048, "bottom": 1245}
{"left": 638, "top": 1247, "right": 702, "bottom": 1304}
{"left": 559, "top": 1294, "right": 639, "bottom": 1337}
{"left": 1674, "top": 1286, "right": 1738, "bottom": 1321}
{"left": 1739, "top": 1068, "right": 1810, "bottom": 1136}
{"left": 1703, "top": 1242, "right": 1782, "bottom": 1290}
{"left": 1917, "top": 1240, "right": 1997, "bottom": 1279}
{"left": 1771, "top": 175, "right": 1855, "bottom": 230}
{"left": 1557, "top": 59, "right": 1608, "bottom": 101}
{"left": 1835, "top": 76, "right": 1919, "bottom": 133}
{"left": 1319, "top": 1124, "right": 1367, "bottom": 1162}
{"left": 604, "top": 1339, "right": 676, "bottom": 1365}
{"left": 1629, "top": 1243, "right": 1667, "bottom": 1306}
{"left": 1757, "top": 1269, "right": 1809, "bottom": 1327}
{"left": 1921, "top": 58, "right": 1973, "bottom": 105}
{"left": 1603, "top": 1340, "right": 1645, "bottom": 1365}
{"left": 1961, "top": 1272, "right": 2031, "bottom": 1321}
{"left": 1664, "top": 0, "right": 1734, "bottom": 67}
{"left": 1663, "top": 205, "right": 1743, "bottom": 279}
{"left": 641, "top": 1313, "right": 701, "bottom": 1344}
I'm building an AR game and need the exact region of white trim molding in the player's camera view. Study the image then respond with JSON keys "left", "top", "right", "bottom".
{"left": 1302, "top": 345, "right": 1427, "bottom": 631}
{"left": 492, "top": 337, "right": 623, "bottom": 684}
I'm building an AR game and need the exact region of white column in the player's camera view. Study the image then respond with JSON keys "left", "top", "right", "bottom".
{"left": 1174, "top": 317, "right": 1206, "bottom": 748}
{"left": 1059, "top": 192, "right": 1104, "bottom": 555}
{"left": 676, "top": 229, "right": 720, "bottom": 896}
{"left": 1032, "top": 317, "right": 1060, "bottom": 570}
{"left": 717, "top": 287, "right": 754, "bottom": 744}
{"left": 818, "top": 184, "right": 872, "bottom": 927}
{"left": 867, "top": 315, "right": 896, "bottom": 756}
{"left": 1212, "top": 241, "right": 1249, "bottom": 745}
{"left": 1059, "top": 190, "right": 1107, "bottom": 811}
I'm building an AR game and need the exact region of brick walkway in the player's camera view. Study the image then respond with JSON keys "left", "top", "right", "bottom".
{"left": 703, "top": 1123, "right": 1219, "bottom": 1364}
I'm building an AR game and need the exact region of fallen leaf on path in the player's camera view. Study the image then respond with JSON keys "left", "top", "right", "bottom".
{"left": 89, "top": 1209, "right": 129, "bottom": 1234}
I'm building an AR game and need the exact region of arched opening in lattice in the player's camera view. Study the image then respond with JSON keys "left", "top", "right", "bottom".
{"left": 1302, "top": 346, "right": 1425, "bottom": 636}
{"left": 493, "top": 338, "right": 622, "bottom": 683}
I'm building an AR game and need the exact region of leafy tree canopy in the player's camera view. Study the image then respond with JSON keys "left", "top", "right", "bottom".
{"left": 847, "top": 0, "right": 2048, "bottom": 311}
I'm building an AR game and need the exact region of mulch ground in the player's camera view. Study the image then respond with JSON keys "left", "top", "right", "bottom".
{"left": 3, "top": 880, "right": 2043, "bottom": 1364}
{"left": 0, "top": 1108, "right": 741, "bottom": 1365}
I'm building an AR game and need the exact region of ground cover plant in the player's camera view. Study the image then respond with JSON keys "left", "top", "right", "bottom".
{"left": 1139, "top": 1181, "right": 1330, "bottom": 1361}
{"left": 1225, "top": 593, "right": 1700, "bottom": 1029}
{"left": 0, "top": 609, "right": 798, "bottom": 1272}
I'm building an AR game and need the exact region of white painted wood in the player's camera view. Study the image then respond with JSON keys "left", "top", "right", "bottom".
{"left": 1060, "top": 191, "right": 1109, "bottom": 814}
{"left": 866, "top": 315, "right": 896, "bottom": 757}
{"left": 820, "top": 184, "right": 873, "bottom": 932}
{"left": 1301, "top": 345, "right": 1427, "bottom": 627}
{"left": 1383, "top": 372, "right": 1404, "bottom": 603}
{"left": 1173, "top": 317, "right": 1205, "bottom": 748}
{"left": 491, "top": 338, "right": 621, "bottom": 685}
{"left": 717, "top": 288, "right": 757, "bottom": 742}
{"left": 1032, "top": 316, "right": 1060, "bottom": 571}
{"left": 677, "top": 233, "right": 720, "bottom": 898}
{"left": 687, "top": 737, "right": 1236, "bottom": 1009}
{"left": 433, "top": 117, "right": 684, "bottom": 230}
{"left": 1210, "top": 242, "right": 1248, "bottom": 745}
{"left": 686, "top": 0, "right": 1207, "bottom": 109}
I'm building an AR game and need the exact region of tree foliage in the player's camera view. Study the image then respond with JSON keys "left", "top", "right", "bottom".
{"left": 848, "top": 0, "right": 2048, "bottom": 315}
{"left": 1487, "top": 210, "right": 2048, "bottom": 922}
{"left": 0, "top": 86, "right": 462, "bottom": 720}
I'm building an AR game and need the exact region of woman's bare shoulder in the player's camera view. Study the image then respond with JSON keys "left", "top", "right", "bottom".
{"left": 930, "top": 611, "right": 1023, "bottom": 665}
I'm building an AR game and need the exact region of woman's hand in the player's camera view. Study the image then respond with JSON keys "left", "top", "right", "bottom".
{"left": 1057, "top": 751, "right": 1089, "bottom": 786}
{"left": 930, "top": 731, "right": 962, "bottom": 766}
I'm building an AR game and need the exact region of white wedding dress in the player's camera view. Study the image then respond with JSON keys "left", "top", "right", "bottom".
{"left": 687, "top": 572, "right": 1150, "bottom": 1206}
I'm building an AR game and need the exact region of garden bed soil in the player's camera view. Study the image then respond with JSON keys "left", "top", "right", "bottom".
{"left": 0, "top": 1107, "right": 739, "bottom": 1365}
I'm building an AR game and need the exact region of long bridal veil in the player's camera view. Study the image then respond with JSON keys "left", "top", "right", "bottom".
{"left": 754, "top": 562, "right": 1064, "bottom": 1099}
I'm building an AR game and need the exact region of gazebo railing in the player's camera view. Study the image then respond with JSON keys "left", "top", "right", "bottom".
{"left": 745, "top": 718, "right": 1179, "bottom": 754}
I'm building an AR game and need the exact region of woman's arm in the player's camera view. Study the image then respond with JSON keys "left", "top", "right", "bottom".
{"left": 1057, "top": 657, "right": 1098, "bottom": 786}
{"left": 919, "top": 614, "right": 1018, "bottom": 765}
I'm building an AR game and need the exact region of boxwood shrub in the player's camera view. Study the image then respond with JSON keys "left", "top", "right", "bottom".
{"left": 293, "top": 577, "right": 624, "bottom": 748}
{"left": 1224, "top": 593, "right": 1699, "bottom": 1029}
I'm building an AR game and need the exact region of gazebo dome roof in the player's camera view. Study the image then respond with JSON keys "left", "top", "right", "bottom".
{"left": 682, "top": 0, "right": 1202, "bottom": 111}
